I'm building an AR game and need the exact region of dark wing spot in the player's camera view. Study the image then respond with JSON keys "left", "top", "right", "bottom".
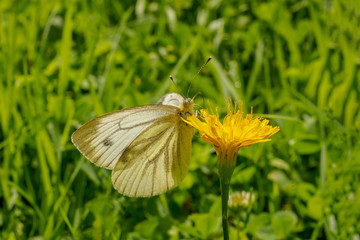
{"left": 103, "top": 138, "right": 113, "bottom": 147}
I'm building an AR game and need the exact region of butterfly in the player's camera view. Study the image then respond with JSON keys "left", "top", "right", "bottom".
{"left": 71, "top": 93, "right": 195, "bottom": 197}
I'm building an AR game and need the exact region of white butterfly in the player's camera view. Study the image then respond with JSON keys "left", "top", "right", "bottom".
{"left": 71, "top": 93, "right": 194, "bottom": 197}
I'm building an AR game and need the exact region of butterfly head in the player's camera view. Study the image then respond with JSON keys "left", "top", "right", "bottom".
{"left": 180, "top": 97, "right": 194, "bottom": 117}
{"left": 157, "top": 93, "right": 194, "bottom": 117}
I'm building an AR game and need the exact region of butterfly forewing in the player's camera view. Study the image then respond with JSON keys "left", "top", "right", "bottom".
{"left": 71, "top": 105, "right": 178, "bottom": 169}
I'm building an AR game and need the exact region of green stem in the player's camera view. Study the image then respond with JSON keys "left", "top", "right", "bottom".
{"left": 217, "top": 151, "right": 237, "bottom": 240}
{"left": 220, "top": 175, "right": 231, "bottom": 240}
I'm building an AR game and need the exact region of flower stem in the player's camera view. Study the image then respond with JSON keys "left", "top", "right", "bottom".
{"left": 220, "top": 175, "right": 231, "bottom": 240}
{"left": 217, "top": 151, "right": 237, "bottom": 240}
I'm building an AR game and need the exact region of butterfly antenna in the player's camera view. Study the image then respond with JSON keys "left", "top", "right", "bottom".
{"left": 170, "top": 75, "right": 185, "bottom": 98}
{"left": 187, "top": 56, "right": 212, "bottom": 98}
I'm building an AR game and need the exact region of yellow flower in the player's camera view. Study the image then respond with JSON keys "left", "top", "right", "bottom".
{"left": 183, "top": 97, "right": 279, "bottom": 240}
{"left": 183, "top": 98, "right": 280, "bottom": 164}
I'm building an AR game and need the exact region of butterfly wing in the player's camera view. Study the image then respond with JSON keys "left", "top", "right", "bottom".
{"left": 71, "top": 105, "right": 178, "bottom": 169}
{"left": 112, "top": 113, "right": 193, "bottom": 197}
{"left": 157, "top": 92, "right": 184, "bottom": 107}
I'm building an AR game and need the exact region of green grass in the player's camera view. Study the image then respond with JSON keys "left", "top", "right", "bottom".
{"left": 1, "top": 0, "right": 359, "bottom": 239}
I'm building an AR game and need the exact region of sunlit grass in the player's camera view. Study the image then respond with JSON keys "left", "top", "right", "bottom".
{"left": 0, "top": 0, "right": 359, "bottom": 239}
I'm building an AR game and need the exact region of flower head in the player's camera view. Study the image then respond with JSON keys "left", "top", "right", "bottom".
{"left": 183, "top": 98, "right": 280, "bottom": 161}
{"left": 228, "top": 191, "right": 256, "bottom": 208}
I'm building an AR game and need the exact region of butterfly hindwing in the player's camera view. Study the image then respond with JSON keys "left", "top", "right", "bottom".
{"left": 112, "top": 113, "right": 193, "bottom": 197}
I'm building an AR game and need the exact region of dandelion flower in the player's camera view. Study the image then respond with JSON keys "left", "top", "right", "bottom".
{"left": 184, "top": 98, "right": 280, "bottom": 166}
{"left": 183, "top": 97, "right": 279, "bottom": 240}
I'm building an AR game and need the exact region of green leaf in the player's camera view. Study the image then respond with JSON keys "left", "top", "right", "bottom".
{"left": 293, "top": 138, "right": 321, "bottom": 155}
{"left": 270, "top": 158, "right": 290, "bottom": 171}
{"left": 209, "top": 197, "right": 222, "bottom": 218}
{"left": 199, "top": 194, "right": 218, "bottom": 213}
{"left": 232, "top": 166, "right": 257, "bottom": 184}
{"left": 271, "top": 210, "right": 298, "bottom": 238}
{"left": 188, "top": 213, "right": 220, "bottom": 238}
{"left": 80, "top": 161, "right": 100, "bottom": 185}
{"left": 294, "top": 182, "right": 316, "bottom": 201}
{"left": 267, "top": 170, "right": 291, "bottom": 188}
{"left": 257, "top": 225, "right": 281, "bottom": 240}
{"left": 134, "top": 219, "right": 159, "bottom": 238}
{"left": 247, "top": 213, "right": 271, "bottom": 235}
{"left": 307, "top": 194, "right": 323, "bottom": 220}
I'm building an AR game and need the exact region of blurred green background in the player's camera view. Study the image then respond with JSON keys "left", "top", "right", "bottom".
{"left": 1, "top": 0, "right": 359, "bottom": 239}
